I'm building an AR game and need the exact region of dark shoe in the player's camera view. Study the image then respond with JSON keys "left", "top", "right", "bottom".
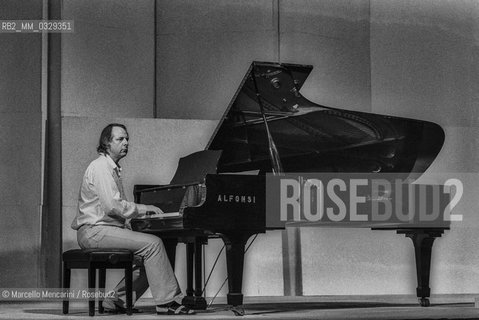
{"left": 157, "top": 301, "right": 195, "bottom": 315}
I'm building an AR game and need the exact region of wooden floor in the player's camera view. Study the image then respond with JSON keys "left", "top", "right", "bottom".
{"left": 0, "top": 295, "right": 478, "bottom": 319}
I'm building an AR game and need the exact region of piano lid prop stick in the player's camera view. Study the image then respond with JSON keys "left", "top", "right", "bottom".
{"left": 251, "top": 63, "right": 284, "bottom": 175}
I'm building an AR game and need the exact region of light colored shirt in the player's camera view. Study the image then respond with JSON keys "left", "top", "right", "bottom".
{"left": 71, "top": 154, "right": 148, "bottom": 230}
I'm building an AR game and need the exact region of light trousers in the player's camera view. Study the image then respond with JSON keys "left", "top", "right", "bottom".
{"left": 77, "top": 224, "right": 183, "bottom": 306}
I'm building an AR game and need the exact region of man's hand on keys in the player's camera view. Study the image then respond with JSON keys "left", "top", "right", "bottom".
{"left": 145, "top": 205, "right": 163, "bottom": 216}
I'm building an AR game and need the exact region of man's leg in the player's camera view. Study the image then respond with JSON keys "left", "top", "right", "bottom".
{"left": 78, "top": 225, "right": 183, "bottom": 306}
{"left": 102, "top": 266, "right": 149, "bottom": 310}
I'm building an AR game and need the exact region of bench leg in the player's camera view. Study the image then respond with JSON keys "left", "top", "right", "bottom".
{"left": 62, "top": 265, "right": 71, "bottom": 314}
{"left": 88, "top": 266, "right": 96, "bottom": 316}
{"left": 125, "top": 264, "right": 133, "bottom": 315}
{"left": 98, "top": 268, "right": 106, "bottom": 314}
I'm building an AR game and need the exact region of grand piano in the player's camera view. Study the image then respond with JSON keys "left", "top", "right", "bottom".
{"left": 131, "top": 61, "right": 447, "bottom": 315}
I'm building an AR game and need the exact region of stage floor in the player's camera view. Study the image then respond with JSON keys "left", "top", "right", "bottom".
{"left": 0, "top": 294, "right": 478, "bottom": 319}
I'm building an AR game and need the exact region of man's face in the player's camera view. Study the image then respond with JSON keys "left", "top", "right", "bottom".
{"left": 108, "top": 126, "right": 129, "bottom": 163}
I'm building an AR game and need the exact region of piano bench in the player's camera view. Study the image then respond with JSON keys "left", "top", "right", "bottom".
{"left": 62, "top": 248, "right": 134, "bottom": 316}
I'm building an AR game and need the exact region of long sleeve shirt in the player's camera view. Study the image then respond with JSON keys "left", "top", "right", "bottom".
{"left": 71, "top": 154, "right": 148, "bottom": 230}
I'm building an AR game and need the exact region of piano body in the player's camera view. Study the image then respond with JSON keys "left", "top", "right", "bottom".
{"left": 131, "top": 61, "right": 446, "bottom": 314}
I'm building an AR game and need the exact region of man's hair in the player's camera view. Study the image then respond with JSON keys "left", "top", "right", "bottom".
{"left": 97, "top": 123, "right": 128, "bottom": 154}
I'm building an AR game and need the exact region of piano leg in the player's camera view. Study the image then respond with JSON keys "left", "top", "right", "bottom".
{"left": 186, "top": 242, "right": 194, "bottom": 297}
{"left": 163, "top": 238, "right": 178, "bottom": 268}
{"left": 399, "top": 229, "right": 444, "bottom": 307}
{"left": 182, "top": 239, "right": 207, "bottom": 310}
{"left": 194, "top": 240, "right": 204, "bottom": 302}
{"left": 221, "top": 232, "right": 255, "bottom": 316}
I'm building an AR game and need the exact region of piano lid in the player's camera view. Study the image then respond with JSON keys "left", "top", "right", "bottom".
{"left": 208, "top": 61, "right": 445, "bottom": 175}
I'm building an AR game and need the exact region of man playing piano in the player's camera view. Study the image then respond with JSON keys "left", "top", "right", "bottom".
{"left": 71, "top": 123, "right": 195, "bottom": 315}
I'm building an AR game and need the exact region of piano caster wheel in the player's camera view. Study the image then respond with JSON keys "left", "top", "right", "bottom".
{"left": 230, "top": 306, "right": 245, "bottom": 316}
{"left": 419, "top": 298, "right": 430, "bottom": 307}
